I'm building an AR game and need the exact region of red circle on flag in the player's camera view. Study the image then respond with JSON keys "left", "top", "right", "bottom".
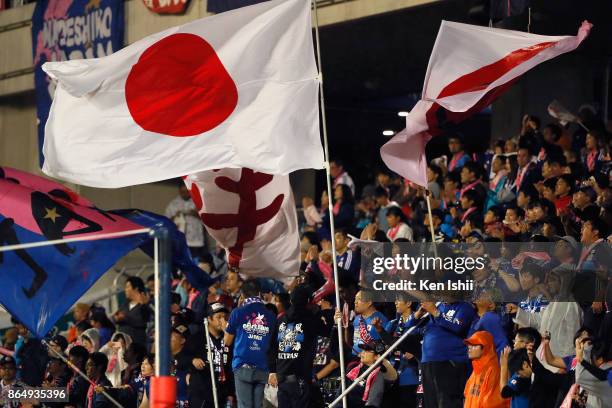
{"left": 125, "top": 33, "right": 238, "bottom": 137}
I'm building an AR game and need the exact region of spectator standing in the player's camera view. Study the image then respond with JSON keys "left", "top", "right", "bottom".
{"left": 330, "top": 159, "right": 355, "bottom": 196}
{"left": 352, "top": 289, "right": 388, "bottom": 356}
{"left": 13, "top": 320, "right": 47, "bottom": 386}
{"left": 165, "top": 184, "right": 206, "bottom": 261}
{"left": 87, "top": 352, "right": 113, "bottom": 408}
{"left": 171, "top": 323, "right": 192, "bottom": 407}
{"left": 374, "top": 187, "right": 399, "bottom": 232}
{"left": 268, "top": 284, "right": 329, "bottom": 408}
{"left": 67, "top": 345, "right": 90, "bottom": 408}
{"left": 463, "top": 331, "right": 508, "bottom": 408}
{"left": 224, "top": 279, "right": 276, "bottom": 408}
{"left": 406, "top": 301, "right": 476, "bottom": 408}
{"left": 64, "top": 303, "right": 91, "bottom": 344}
{"left": 189, "top": 302, "right": 234, "bottom": 408}
{"left": 113, "top": 277, "right": 151, "bottom": 346}
{"left": 448, "top": 135, "right": 471, "bottom": 172}
{"left": 500, "top": 348, "right": 532, "bottom": 408}
{"left": 89, "top": 310, "right": 115, "bottom": 348}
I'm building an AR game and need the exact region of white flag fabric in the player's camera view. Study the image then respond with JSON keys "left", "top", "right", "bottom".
{"left": 381, "top": 20, "right": 592, "bottom": 186}
{"left": 547, "top": 100, "right": 579, "bottom": 127}
{"left": 42, "top": 0, "right": 323, "bottom": 188}
{"left": 184, "top": 168, "right": 300, "bottom": 280}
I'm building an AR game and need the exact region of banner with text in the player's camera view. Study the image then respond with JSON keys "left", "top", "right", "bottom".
{"left": 32, "top": 0, "right": 124, "bottom": 166}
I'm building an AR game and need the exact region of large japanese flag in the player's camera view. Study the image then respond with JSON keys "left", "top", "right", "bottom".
{"left": 41, "top": 0, "right": 323, "bottom": 188}
{"left": 184, "top": 168, "right": 299, "bottom": 280}
{"left": 381, "top": 20, "right": 592, "bottom": 186}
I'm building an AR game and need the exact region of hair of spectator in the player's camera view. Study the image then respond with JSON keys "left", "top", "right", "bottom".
{"left": 227, "top": 269, "right": 244, "bottom": 281}
{"left": 516, "top": 326, "right": 542, "bottom": 351}
{"left": 241, "top": 279, "right": 261, "bottom": 298}
{"left": 374, "top": 186, "right": 389, "bottom": 198}
{"left": 358, "top": 288, "right": 375, "bottom": 304}
{"left": 302, "top": 231, "right": 322, "bottom": 250}
{"left": 462, "top": 161, "right": 483, "bottom": 181}
{"left": 544, "top": 123, "right": 563, "bottom": 141}
{"left": 444, "top": 170, "right": 462, "bottom": 186}
{"left": 519, "top": 185, "right": 538, "bottom": 202}
{"left": 68, "top": 345, "right": 90, "bottom": 367}
{"left": 507, "top": 348, "right": 531, "bottom": 375}
{"left": 90, "top": 309, "right": 115, "bottom": 331}
{"left": 428, "top": 163, "right": 444, "bottom": 184}
{"left": 519, "top": 258, "right": 546, "bottom": 283}
{"left": 506, "top": 205, "right": 525, "bottom": 219}
{"left": 337, "top": 183, "right": 355, "bottom": 204}
{"left": 558, "top": 174, "right": 576, "bottom": 194}
{"left": 89, "top": 352, "right": 109, "bottom": 374}
{"left": 75, "top": 320, "right": 92, "bottom": 333}
{"left": 448, "top": 134, "right": 464, "bottom": 145}
{"left": 144, "top": 353, "right": 156, "bottom": 366}
{"left": 275, "top": 293, "right": 291, "bottom": 311}
{"left": 171, "top": 292, "right": 182, "bottom": 306}
{"left": 462, "top": 189, "right": 480, "bottom": 206}
{"left": 126, "top": 276, "right": 146, "bottom": 293}
{"left": 543, "top": 177, "right": 558, "bottom": 191}
{"left": 330, "top": 158, "right": 344, "bottom": 168}
{"left": 146, "top": 274, "right": 154, "bottom": 283}
{"left": 545, "top": 153, "right": 566, "bottom": 167}
{"left": 487, "top": 206, "right": 502, "bottom": 220}
{"left": 386, "top": 206, "right": 406, "bottom": 222}
{"left": 128, "top": 342, "right": 148, "bottom": 363}
{"left": 335, "top": 227, "right": 349, "bottom": 239}
{"left": 587, "top": 217, "right": 609, "bottom": 239}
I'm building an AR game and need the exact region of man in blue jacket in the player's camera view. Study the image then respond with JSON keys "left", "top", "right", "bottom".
{"left": 224, "top": 279, "right": 276, "bottom": 408}
{"left": 405, "top": 300, "right": 477, "bottom": 408}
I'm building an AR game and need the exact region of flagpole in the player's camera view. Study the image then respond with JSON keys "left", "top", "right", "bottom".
{"left": 203, "top": 317, "right": 220, "bottom": 408}
{"left": 312, "top": 1, "right": 348, "bottom": 407}
{"left": 42, "top": 340, "right": 123, "bottom": 408}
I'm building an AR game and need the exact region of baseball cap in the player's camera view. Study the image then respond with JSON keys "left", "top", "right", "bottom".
{"left": 358, "top": 340, "right": 386, "bottom": 355}
{"left": 0, "top": 356, "right": 16, "bottom": 366}
{"left": 207, "top": 302, "right": 229, "bottom": 317}
{"left": 172, "top": 324, "right": 190, "bottom": 339}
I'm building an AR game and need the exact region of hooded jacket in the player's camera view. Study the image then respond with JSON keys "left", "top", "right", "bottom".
{"left": 463, "top": 331, "right": 509, "bottom": 408}
{"left": 79, "top": 328, "right": 101, "bottom": 353}
{"left": 99, "top": 332, "right": 133, "bottom": 387}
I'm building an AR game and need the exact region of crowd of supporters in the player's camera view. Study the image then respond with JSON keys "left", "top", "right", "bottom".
{"left": 1, "top": 105, "right": 612, "bottom": 408}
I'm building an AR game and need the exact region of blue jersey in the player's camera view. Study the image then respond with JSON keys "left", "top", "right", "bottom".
{"left": 468, "top": 311, "right": 509, "bottom": 356}
{"left": 519, "top": 294, "right": 549, "bottom": 313}
{"left": 226, "top": 298, "right": 276, "bottom": 370}
{"left": 352, "top": 312, "right": 388, "bottom": 355}
{"left": 504, "top": 373, "right": 531, "bottom": 408}
{"left": 406, "top": 302, "right": 476, "bottom": 363}
{"left": 385, "top": 316, "right": 419, "bottom": 386}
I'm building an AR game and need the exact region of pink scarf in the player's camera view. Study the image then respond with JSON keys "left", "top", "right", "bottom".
{"left": 347, "top": 363, "right": 381, "bottom": 402}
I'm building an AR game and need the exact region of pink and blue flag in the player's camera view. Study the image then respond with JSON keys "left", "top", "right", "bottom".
{"left": 0, "top": 167, "right": 212, "bottom": 337}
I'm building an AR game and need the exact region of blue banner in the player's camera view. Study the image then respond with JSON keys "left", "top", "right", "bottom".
{"left": 31, "top": 0, "right": 124, "bottom": 166}
{"left": 113, "top": 209, "right": 217, "bottom": 292}
{"left": 206, "top": 0, "right": 268, "bottom": 13}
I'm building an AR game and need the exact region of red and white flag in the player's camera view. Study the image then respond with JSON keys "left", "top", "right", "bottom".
{"left": 42, "top": 0, "right": 323, "bottom": 188}
{"left": 184, "top": 168, "right": 299, "bottom": 280}
{"left": 381, "top": 20, "right": 592, "bottom": 186}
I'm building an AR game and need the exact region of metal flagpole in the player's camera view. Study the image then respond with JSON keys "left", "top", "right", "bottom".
{"left": 203, "top": 318, "right": 220, "bottom": 408}
{"left": 328, "top": 306, "right": 436, "bottom": 408}
{"left": 425, "top": 193, "right": 439, "bottom": 257}
{"left": 311, "top": 1, "right": 347, "bottom": 407}
{"left": 151, "top": 228, "right": 176, "bottom": 407}
{"left": 42, "top": 340, "right": 123, "bottom": 408}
